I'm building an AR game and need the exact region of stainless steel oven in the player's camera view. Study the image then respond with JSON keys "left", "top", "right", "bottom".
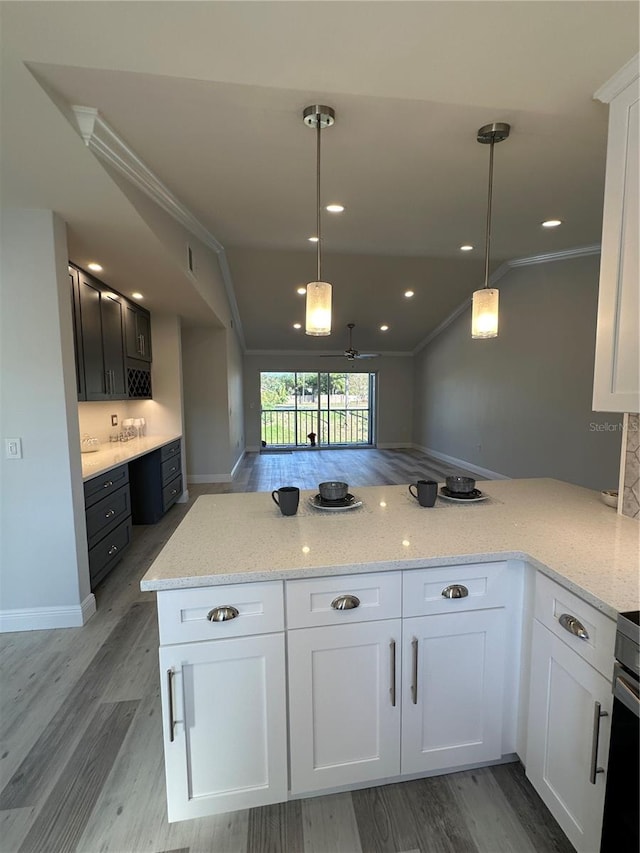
{"left": 600, "top": 610, "right": 639, "bottom": 852}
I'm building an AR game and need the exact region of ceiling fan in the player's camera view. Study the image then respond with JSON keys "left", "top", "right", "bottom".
{"left": 321, "top": 323, "right": 381, "bottom": 361}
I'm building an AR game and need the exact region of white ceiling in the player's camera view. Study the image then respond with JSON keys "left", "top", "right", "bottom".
{"left": 1, "top": 1, "right": 638, "bottom": 352}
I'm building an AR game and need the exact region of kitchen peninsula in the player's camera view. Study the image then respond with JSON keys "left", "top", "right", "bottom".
{"left": 141, "top": 479, "right": 638, "bottom": 853}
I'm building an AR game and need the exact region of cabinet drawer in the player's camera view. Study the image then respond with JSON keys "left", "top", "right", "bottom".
{"left": 162, "top": 475, "right": 182, "bottom": 512}
{"left": 161, "top": 440, "right": 181, "bottom": 462}
{"left": 85, "top": 484, "right": 131, "bottom": 548}
{"left": 157, "top": 580, "right": 284, "bottom": 645}
{"left": 286, "top": 572, "right": 401, "bottom": 629}
{"left": 534, "top": 572, "right": 616, "bottom": 678}
{"left": 84, "top": 463, "right": 129, "bottom": 507}
{"left": 88, "top": 516, "right": 132, "bottom": 587}
{"left": 162, "top": 455, "right": 181, "bottom": 486}
{"left": 403, "top": 562, "right": 510, "bottom": 617}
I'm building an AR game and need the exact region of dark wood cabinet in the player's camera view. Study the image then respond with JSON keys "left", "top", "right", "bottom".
{"left": 129, "top": 439, "right": 182, "bottom": 524}
{"left": 69, "top": 266, "right": 85, "bottom": 399}
{"left": 125, "top": 302, "right": 152, "bottom": 362}
{"left": 84, "top": 464, "right": 132, "bottom": 589}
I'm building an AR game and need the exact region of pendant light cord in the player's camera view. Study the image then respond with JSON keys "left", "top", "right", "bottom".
{"left": 316, "top": 113, "right": 322, "bottom": 282}
{"left": 483, "top": 138, "right": 495, "bottom": 290}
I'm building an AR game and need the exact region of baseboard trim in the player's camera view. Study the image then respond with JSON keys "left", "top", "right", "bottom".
{"left": 187, "top": 474, "right": 232, "bottom": 484}
{"left": 413, "top": 444, "right": 510, "bottom": 480}
{"left": 0, "top": 593, "right": 97, "bottom": 633}
{"left": 378, "top": 442, "right": 414, "bottom": 449}
{"left": 230, "top": 450, "right": 245, "bottom": 479}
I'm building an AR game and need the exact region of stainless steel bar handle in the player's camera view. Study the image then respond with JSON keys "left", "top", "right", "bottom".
{"left": 331, "top": 594, "right": 360, "bottom": 611}
{"left": 442, "top": 584, "right": 469, "bottom": 599}
{"left": 589, "top": 700, "right": 608, "bottom": 784}
{"left": 207, "top": 605, "right": 240, "bottom": 622}
{"left": 167, "top": 669, "right": 175, "bottom": 743}
{"left": 411, "top": 638, "right": 418, "bottom": 704}
{"left": 390, "top": 640, "right": 397, "bottom": 707}
{"left": 559, "top": 613, "right": 589, "bottom": 641}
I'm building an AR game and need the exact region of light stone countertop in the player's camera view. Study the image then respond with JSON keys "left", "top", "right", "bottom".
{"left": 140, "top": 478, "right": 640, "bottom": 617}
{"left": 81, "top": 434, "right": 181, "bottom": 481}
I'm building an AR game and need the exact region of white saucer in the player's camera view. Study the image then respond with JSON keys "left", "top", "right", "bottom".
{"left": 309, "top": 494, "right": 363, "bottom": 512}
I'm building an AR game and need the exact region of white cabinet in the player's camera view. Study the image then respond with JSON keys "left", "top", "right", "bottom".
{"left": 593, "top": 57, "right": 639, "bottom": 413}
{"left": 288, "top": 619, "right": 402, "bottom": 794}
{"left": 526, "top": 620, "right": 612, "bottom": 853}
{"left": 401, "top": 609, "right": 506, "bottom": 774}
{"left": 157, "top": 582, "right": 287, "bottom": 821}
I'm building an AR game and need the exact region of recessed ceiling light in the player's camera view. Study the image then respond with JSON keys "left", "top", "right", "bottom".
{"left": 542, "top": 219, "right": 563, "bottom": 228}
{"left": 326, "top": 204, "right": 345, "bottom": 213}
{"left": 460, "top": 245, "right": 474, "bottom": 252}
{"left": 87, "top": 262, "right": 103, "bottom": 271}
{"left": 131, "top": 292, "right": 144, "bottom": 300}
{"left": 380, "top": 324, "right": 389, "bottom": 331}
{"left": 308, "top": 236, "right": 319, "bottom": 243}
{"left": 296, "top": 286, "right": 306, "bottom": 295}
{"left": 293, "top": 323, "right": 302, "bottom": 329}
{"left": 404, "top": 290, "right": 414, "bottom": 298}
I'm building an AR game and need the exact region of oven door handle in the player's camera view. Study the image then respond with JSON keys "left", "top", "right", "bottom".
{"left": 614, "top": 674, "right": 640, "bottom": 718}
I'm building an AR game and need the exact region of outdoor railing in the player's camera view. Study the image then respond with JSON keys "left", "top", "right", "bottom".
{"left": 261, "top": 407, "right": 371, "bottom": 447}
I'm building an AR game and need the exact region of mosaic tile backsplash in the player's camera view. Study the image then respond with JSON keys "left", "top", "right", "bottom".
{"left": 622, "top": 413, "right": 639, "bottom": 519}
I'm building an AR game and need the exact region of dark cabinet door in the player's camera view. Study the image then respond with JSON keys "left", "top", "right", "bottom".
{"left": 102, "top": 293, "right": 126, "bottom": 396}
{"left": 76, "top": 270, "right": 126, "bottom": 400}
{"left": 124, "top": 303, "right": 152, "bottom": 362}
{"left": 69, "top": 266, "right": 85, "bottom": 400}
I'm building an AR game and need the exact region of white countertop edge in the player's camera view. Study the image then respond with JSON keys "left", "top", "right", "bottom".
{"left": 81, "top": 434, "right": 182, "bottom": 481}
{"left": 140, "top": 548, "right": 619, "bottom": 620}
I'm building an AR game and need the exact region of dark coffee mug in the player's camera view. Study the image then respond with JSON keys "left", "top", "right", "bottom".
{"left": 409, "top": 479, "right": 438, "bottom": 507}
{"left": 272, "top": 486, "right": 300, "bottom": 516}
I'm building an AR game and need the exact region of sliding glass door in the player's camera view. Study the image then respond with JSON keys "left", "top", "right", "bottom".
{"left": 260, "top": 372, "right": 376, "bottom": 448}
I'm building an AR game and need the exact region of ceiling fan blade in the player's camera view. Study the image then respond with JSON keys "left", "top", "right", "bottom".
{"left": 355, "top": 353, "right": 381, "bottom": 359}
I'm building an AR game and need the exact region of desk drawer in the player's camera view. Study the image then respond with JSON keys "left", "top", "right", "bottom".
{"left": 162, "top": 475, "right": 182, "bottom": 512}
{"left": 85, "top": 484, "right": 131, "bottom": 548}
{"left": 161, "top": 439, "right": 181, "bottom": 462}
{"left": 88, "top": 517, "right": 132, "bottom": 588}
{"left": 286, "top": 572, "right": 401, "bottom": 629}
{"left": 161, "top": 455, "right": 181, "bottom": 487}
{"left": 84, "top": 463, "right": 129, "bottom": 507}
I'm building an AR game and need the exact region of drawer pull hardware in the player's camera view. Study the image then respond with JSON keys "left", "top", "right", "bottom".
{"left": 411, "top": 638, "right": 419, "bottom": 704}
{"left": 207, "top": 605, "right": 240, "bottom": 622}
{"left": 170, "top": 489, "right": 177, "bottom": 496}
{"left": 103, "top": 480, "right": 113, "bottom": 488}
{"left": 442, "top": 584, "right": 469, "bottom": 599}
{"left": 105, "top": 509, "right": 116, "bottom": 518}
{"left": 559, "top": 613, "right": 589, "bottom": 641}
{"left": 390, "top": 639, "right": 397, "bottom": 707}
{"left": 589, "top": 701, "right": 608, "bottom": 784}
{"left": 167, "top": 669, "right": 176, "bottom": 743}
{"left": 331, "top": 594, "right": 360, "bottom": 611}
{"left": 107, "top": 544, "right": 118, "bottom": 556}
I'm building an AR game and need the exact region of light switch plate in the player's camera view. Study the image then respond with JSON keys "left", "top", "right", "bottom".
{"left": 5, "top": 438, "right": 22, "bottom": 459}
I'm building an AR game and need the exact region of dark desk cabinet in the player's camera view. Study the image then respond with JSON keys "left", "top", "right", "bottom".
{"left": 84, "top": 464, "right": 132, "bottom": 590}
{"left": 129, "top": 439, "right": 182, "bottom": 524}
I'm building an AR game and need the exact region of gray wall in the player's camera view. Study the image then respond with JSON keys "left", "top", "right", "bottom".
{"left": 243, "top": 354, "right": 413, "bottom": 449}
{"left": 412, "top": 254, "right": 621, "bottom": 491}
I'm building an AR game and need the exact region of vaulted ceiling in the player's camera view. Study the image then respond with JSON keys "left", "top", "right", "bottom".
{"left": 1, "top": 2, "right": 638, "bottom": 352}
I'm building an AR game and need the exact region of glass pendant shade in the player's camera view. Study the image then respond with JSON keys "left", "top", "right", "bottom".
{"left": 471, "top": 287, "right": 499, "bottom": 339}
{"left": 305, "top": 281, "right": 332, "bottom": 336}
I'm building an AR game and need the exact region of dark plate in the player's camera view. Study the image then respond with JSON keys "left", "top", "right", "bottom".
{"left": 440, "top": 487, "right": 483, "bottom": 500}
{"left": 314, "top": 493, "right": 356, "bottom": 507}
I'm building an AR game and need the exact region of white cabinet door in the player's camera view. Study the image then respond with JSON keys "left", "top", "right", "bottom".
{"left": 159, "top": 633, "right": 287, "bottom": 821}
{"left": 593, "top": 69, "right": 639, "bottom": 413}
{"left": 401, "top": 609, "right": 506, "bottom": 774}
{"left": 526, "top": 620, "right": 612, "bottom": 853}
{"left": 288, "top": 620, "right": 401, "bottom": 794}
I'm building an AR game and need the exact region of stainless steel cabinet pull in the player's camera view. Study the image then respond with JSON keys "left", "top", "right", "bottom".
{"left": 207, "top": 605, "right": 240, "bottom": 622}
{"left": 411, "top": 637, "right": 419, "bottom": 704}
{"left": 170, "top": 466, "right": 177, "bottom": 473}
{"left": 103, "top": 480, "right": 113, "bottom": 488}
{"left": 167, "top": 669, "right": 176, "bottom": 743}
{"left": 559, "top": 613, "right": 589, "bottom": 641}
{"left": 390, "top": 640, "right": 397, "bottom": 707}
{"left": 442, "top": 584, "right": 469, "bottom": 599}
{"left": 170, "top": 489, "right": 177, "bottom": 496}
{"left": 107, "top": 544, "right": 118, "bottom": 556}
{"left": 105, "top": 509, "right": 116, "bottom": 518}
{"left": 331, "top": 594, "right": 360, "bottom": 611}
{"left": 589, "top": 701, "right": 608, "bottom": 784}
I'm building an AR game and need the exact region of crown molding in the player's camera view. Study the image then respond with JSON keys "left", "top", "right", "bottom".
{"left": 413, "top": 244, "right": 601, "bottom": 354}
{"left": 594, "top": 53, "right": 639, "bottom": 104}
{"left": 71, "top": 105, "right": 245, "bottom": 349}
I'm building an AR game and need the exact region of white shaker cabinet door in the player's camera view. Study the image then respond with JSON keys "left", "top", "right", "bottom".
{"left": 401, "top": 609, "right": 506, "bottom": 775}
{"left": 288, "top": 620, "right": 401, "bottom": 794}
{"left": 159, "top": 633, "right": 287, "bottom": 821}
{"left": 526, "top": 620, "right": 612, "bottom": 853}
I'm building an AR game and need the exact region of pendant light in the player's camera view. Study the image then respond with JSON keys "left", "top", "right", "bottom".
{"left": 472, "top": 122, "right": 510, "bottom": 339}
{"left": 303, "top": 105, "right": 335, "bottom": 336}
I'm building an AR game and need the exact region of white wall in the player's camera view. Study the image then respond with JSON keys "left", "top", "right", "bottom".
{"left": 243, "top": 354, "right": 413, "bottom": 450}
{"left": 227, "top": 325, "right": 245, "bottom": 472}
{"left": 0, "top": 209, "right": 93, "bottom": 630}
{"left": 412, "top": 254, "right": 622, "bottom": 491}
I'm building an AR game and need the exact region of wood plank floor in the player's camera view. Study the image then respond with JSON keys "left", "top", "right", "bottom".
{"left": 0, "top": 448, "right": 575, "bottom": 853}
